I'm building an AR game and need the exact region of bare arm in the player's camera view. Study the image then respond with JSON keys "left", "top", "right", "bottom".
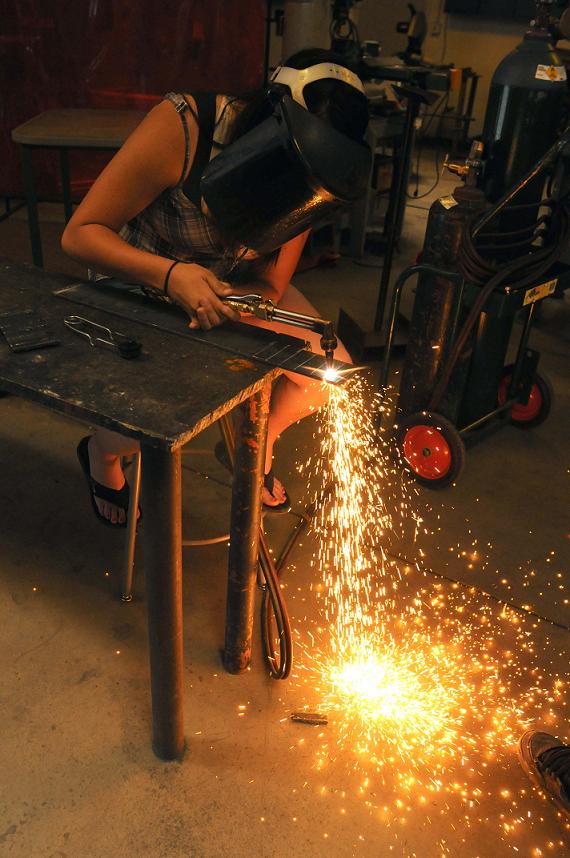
{"left": 61, "top": 98, "right": 238, "bottom": 330}
{"left": 228, "top": 230, "right": 311, "bottom": 305}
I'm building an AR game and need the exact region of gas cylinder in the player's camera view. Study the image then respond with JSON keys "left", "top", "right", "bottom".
{"left": 281, "top": 0, "right": 330, "bottom": 59}
{"left": 398, "top": 178, "right": 488, "bottom": 423}
{"left": 481, "top": 11, "right": 567, "bottom": 204}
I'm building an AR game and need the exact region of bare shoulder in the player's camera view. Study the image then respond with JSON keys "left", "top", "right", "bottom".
{"left": 115, "top": 96, "right": 199, "bottom": 188}
{"left": 182, "top": 93, "right": 244, "bottom": 122}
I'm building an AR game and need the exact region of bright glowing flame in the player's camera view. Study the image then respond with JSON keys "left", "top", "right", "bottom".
{"left": 323, "top": 367, "right": 340, "bottom": 383}
{"left": 328, "top": 644, "right": 459, "bottom": 737}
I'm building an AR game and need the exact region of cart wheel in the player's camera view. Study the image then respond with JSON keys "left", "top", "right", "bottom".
{"left": 396, "top": 411, "right": 465, "bottom": 489}
{"left": 498, "top": 365, "right": 553, "bottom": 428}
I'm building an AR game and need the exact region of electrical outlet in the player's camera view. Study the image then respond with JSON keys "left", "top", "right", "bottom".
{"left": 431, "top": 19, "right": 442, "bottom": 36}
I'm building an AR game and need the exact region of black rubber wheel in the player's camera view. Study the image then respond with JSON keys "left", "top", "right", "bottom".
{"left": 395, "top": 411, "right": 466, "bottom": 490}
{"left": 497, "top": 365, "right": 553, "bottom": 429}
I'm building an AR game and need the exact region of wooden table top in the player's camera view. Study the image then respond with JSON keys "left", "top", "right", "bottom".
{"left": 11, "top": 109, "right": 147, "bottom": 148}
{"left": 0, "top": 261, "right": 279, "bottom": 449}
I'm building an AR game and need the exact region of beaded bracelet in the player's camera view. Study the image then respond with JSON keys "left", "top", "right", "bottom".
{"left": 163, "top": 260, "right": 180, "bottom": 298}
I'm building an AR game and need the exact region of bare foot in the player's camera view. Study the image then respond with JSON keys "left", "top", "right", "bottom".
{"left": 87, "top": 436, "right": 128, "bottom": 525}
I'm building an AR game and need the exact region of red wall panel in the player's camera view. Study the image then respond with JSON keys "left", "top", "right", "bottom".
{"left": 1, "top": 0, "right": 266, "bottom": 198}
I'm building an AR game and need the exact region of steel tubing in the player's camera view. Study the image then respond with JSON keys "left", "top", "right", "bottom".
{"left": 141, "top": 444, "right": 185, "bottom": 760}
{"left": 223, "top": 381, "right": 271, "bottom": 673}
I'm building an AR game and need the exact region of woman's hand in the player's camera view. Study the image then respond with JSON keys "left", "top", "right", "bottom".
{"left": 167, "top": 263, "right": 241, "bottom": 330}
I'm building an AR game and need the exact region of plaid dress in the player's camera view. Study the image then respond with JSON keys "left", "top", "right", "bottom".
{"left": 91, "top": 92, "right": 245, "bottom": 295}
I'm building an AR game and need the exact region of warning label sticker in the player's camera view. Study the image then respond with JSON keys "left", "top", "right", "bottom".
{"left": 535, "top": 64, "right": 567, "bottom": 82}
{"left": 523, "top": 278, "right": 558, "bottom": 306}
{"left": 439, "top": 195, "right": 458, "bottom": 209}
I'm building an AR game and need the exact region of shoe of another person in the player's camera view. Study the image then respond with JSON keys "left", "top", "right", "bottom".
{"left": 518, "top": 730, "right": 570, "bottom": 820}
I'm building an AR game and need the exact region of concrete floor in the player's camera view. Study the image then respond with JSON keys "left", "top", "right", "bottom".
{"left": 1, "top": 168, "right": 569, "bottom": 858}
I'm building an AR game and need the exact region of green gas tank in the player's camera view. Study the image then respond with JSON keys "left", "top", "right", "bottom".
{"left": 482, "top": 25, "right": 567, "bottom": 203}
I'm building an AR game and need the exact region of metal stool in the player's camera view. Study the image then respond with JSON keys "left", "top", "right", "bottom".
{"left": 118, "top": 412, "right": 304, "bottom": 679}
{"left": 120, "top": 415, "right": 233, "bottom": 602}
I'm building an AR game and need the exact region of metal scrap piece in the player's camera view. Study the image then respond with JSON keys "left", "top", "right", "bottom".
{"left": 290, "top": 711, "right": 328, "bottom": 726}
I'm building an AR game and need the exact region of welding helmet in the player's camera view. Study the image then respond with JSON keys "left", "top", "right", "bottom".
{"left": 201, "top": 64, "right": 371, "bottom": 254}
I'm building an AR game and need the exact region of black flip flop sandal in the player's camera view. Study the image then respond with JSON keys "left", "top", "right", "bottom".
{"left": 77, "top": 436, "right": 139, "bottom": 528}
{"left": 263, "top": 468, "right": 291, "bottom": 515}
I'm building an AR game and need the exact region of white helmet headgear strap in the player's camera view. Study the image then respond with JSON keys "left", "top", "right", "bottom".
{"left": 269, "top": 62, "right": 365, "bottom": 109}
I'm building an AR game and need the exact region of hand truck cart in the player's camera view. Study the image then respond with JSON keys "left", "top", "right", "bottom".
{"left": 379, "top": 262, "right": 556, "bottom": 489}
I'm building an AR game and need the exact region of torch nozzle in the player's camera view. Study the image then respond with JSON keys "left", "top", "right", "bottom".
{"left": 224, "top": 294, "right": 338, "bottom": 368}
{"left": 320, "top": 322, "right": 338, "bottom": 370}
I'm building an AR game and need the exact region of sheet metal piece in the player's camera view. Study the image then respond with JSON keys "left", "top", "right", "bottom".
{"left": 54, "top": 281, "right": 356, "bottom": 382}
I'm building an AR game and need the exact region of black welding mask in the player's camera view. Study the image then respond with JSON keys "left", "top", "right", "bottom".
{"left": 201, "top": 77, "right": 371, "bottom": 254}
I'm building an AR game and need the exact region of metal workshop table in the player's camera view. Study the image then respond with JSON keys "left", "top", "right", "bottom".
{"left": 11, "top": 109, "right": 147, "bottom": 267}
{"left": 0, "top": 259, "right": 281, "bottom": 761}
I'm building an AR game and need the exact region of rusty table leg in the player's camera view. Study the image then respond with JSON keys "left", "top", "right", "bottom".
{"left": 141, "top": 443, "right": 185, "bottom": 760}
{"left": 223, "top": 380, "right": 271, "bottom": 673}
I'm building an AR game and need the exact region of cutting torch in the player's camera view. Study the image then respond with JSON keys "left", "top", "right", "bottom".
{"left": 223, "top": 294, "right": 338, "bottom": 369}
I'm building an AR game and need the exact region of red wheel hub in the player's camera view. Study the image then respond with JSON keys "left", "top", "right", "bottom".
{"left": 498, "top": 376, "right": 543, "bottom": 422}
{"left": 402, "top": 424, "right": 451, "bottom": 480}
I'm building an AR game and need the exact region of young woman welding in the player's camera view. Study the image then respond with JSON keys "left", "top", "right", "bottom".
{"left": 61, "top": 49, "right": 370, "bottom": 526}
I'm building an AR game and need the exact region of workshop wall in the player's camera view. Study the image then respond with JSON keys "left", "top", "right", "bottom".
{"left": 358, "top": 0, "right": 524, "bottom": 136}
{"left": 357, "top": 0, "right": 413, "bottom": 60}
{"left": 422, "top": 4, "right": 523, "bottom": 136}
{"left": 1, "top": 0, "right": 266, "bottom": 200}
{"left": 272, "top": 1, "right": 528, "bottom": 136}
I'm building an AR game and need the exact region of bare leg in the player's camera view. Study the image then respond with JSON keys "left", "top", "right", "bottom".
{"left": 87, "top": 430, "right": 140, "bottom": 525}
{"left": 265, "top": 375, "right": 327, "bottom": 472}
{"left": 242, "top": 284, "right": 352, "bottom": 505}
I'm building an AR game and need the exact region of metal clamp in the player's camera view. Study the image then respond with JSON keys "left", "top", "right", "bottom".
{"left": 64, "top": 315, "right": 142, "bottom": 359}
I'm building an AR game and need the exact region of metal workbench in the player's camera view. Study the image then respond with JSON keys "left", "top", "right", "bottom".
{"left": 0, "top": 259, "right": 287, "bottom": 760}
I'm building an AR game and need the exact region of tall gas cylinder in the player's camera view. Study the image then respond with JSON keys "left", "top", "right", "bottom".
{"left": 398, "top": 179, "right": 488, "bottom": 423}
{"left": 281, "top": 0, "right": 330, "bottom": 59}
{"left": 481, "top": 11, "right": 567, "bottom": 208}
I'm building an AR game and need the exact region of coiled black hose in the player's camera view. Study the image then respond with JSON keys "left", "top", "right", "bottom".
{"left": 428, "top": 199, "right": 570, "bottom": 412}
{"left": 477, "top": 212, "right": 551, "bottom": 240}
{"left": 476, "top": 230, "right": 549, "bottom": 252}
{"left": 260, "top": 484, "right": 334, "bottom": 679}
{"left": 259, "top": 529, "right": 293, "bottom": 680}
